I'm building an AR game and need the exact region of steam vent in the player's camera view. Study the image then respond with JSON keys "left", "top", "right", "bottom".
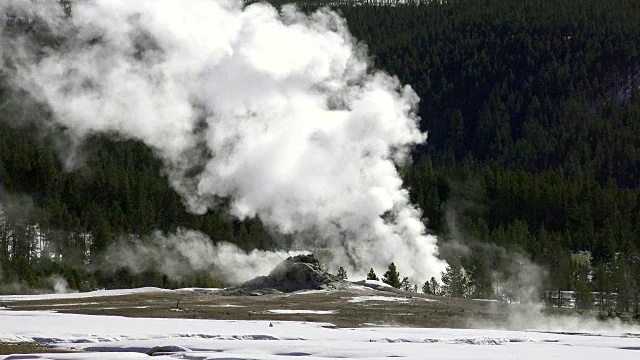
{"left": 224, "top": 254, "right": 347, "bottom": 295}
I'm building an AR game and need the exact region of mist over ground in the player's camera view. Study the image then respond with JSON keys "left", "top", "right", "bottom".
{"left": 102, "top": 229, "right": 302, "bottom": 284}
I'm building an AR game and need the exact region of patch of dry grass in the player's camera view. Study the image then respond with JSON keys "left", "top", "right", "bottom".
{"left": 2, "top": 287, "right": 517, "bottom": 328}
{"left": 5, "top": 286, "right": 624, "bottom": 329}
{"left": 0, "top": 342, "right": 77, "bottom": 355}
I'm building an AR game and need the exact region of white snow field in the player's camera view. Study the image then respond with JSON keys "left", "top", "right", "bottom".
{"left": 1, "top": 289, "right": 640, "bottom": 359}
{"left": 1, "top": 306, "right": 640, "bottom": 360}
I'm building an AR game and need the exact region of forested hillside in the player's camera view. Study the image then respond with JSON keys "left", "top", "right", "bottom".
{"left": 1, "top": 0, "right": 640, "bottom": 311}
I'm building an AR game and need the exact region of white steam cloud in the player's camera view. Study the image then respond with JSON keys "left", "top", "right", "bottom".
{"left": 1, "top": 0, "right": 446, "bottom": 283}
{"left": 104, "top": 229, "right": 302, "bottom": 284}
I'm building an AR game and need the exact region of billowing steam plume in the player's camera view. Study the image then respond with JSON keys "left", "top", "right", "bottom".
{"left": 0, "top": 0, "right": 446, "bottom": 283}
{"left": 103, "top": 230, "right": 303, "bottom": 284}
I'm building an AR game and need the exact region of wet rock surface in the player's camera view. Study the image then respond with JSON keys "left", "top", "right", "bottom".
{"left": 223, "top": 254, "right": 348, "bottom": 295}
{"left": 146, "top": 345, "right": 191, "bottom": 356}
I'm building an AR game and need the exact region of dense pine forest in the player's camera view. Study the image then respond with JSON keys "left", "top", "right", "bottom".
{"left": 1, "top": 0, "right": 640, "bottom": 313}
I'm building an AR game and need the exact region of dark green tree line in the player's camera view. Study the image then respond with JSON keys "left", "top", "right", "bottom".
{"left": 2, "top": 0, "right": 640, "bottom": 302}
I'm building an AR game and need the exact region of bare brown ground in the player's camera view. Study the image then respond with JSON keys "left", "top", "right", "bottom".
{"left": 0, "top": 342, "right": 78, "bottom": 355}
{"left": 1, "top": 286, "right": 529, "bottom": 329}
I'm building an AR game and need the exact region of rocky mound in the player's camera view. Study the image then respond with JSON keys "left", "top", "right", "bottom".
{"left": 224, "top": 254, "right": 348, "bottom": 295}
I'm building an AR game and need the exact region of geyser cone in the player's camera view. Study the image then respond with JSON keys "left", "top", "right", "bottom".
{"left": 225, "top": 254, "right": 346, "bottom": 295}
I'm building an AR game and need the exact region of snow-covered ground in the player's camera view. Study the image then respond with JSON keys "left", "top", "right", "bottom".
{"left": 1, "top": 309, "right": 640, "bottom": 359}
{"left": 1, "top": 289, "right": 640, "bottom": 359}
{"left": 265, "top": 309, "right": 336, "bottom": 314}
{"left": 0, "top": 287, "right": 174, "bottom": 302}
{"left": 347, "top": 295, "right": 411, "bottom": 303}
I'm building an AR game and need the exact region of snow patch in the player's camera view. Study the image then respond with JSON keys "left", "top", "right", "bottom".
{"left": 450, "top": 337, "right": 512, "bottom": 345}
{"left": 10, "top": 302, "right": 101, "bottom": 307}
{"left": 352, "top": 279, "right": 393, "bottom": 289}
{"left": 294, "top": 289, "right": 331, "bottom": 295}
{"left": 0, "top": 287, "right": 170, "bottom": 302}
{"left": 266, "top": 309, "right": 336, "bottom": 314}
{"left": 176, "top": 288, "right": 223, "bottom": 293}
{"left": 347, "top": 296, "right": 410, "bottom": 303}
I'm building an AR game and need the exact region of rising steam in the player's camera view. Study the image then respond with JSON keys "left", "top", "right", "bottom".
{"left": 0, "top": 0, "right": 446, "bottom": 283}
{"left": 103, "top": 229, "right": 302, "bottom": 284}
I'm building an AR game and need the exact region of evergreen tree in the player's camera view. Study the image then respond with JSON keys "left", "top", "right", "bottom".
{"left": 382, "top": 262, "right": 401, "bottom": 289}
{"left": 337, "top": 266, "right": 348, "bottom": 281}
{"left": 422, "top": 277, "right": 441, "bottom": 295}
{"left": 441, "top": 263, "right": 468, "bottom": 298}
{"left": 400, "top": 277, "right": 413, "bottom": 292}
{"left": 422, "top": 280, "right": 432, "bottom": 294}
{"left": 366, "top": 268, "right": 379, "bottom": 281}
{"left": 467, "top": 255, "right": 494, "bottom": 299}
{"left": 430, "top": 277, "right": 441, "bottom": 296}
{"left": 574, "top": 264, "right": 594, "bottom": 310}
{"left": 593, "top": 262, "right": 612, "bottom": 313}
